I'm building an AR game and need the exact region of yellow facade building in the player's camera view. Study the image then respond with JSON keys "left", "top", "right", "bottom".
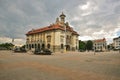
{"left": 26, "top": 13, "right": 79, "bottom": 52}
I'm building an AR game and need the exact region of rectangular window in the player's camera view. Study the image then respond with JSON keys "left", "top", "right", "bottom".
{"left": 47, "top": 36, "right": 51, "bottom": 42}
{"left": 60, "top": 36, "right": 64, "bottom": 43}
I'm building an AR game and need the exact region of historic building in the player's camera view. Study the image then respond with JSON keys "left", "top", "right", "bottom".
{"left": 26, "top": 13, "right": 79, "bottom": 52}
{"left": 93, "top": 38, "right": 107, "bottom": 51}
{"left": 113, "top": 36, "right": 120, "bottom": 49}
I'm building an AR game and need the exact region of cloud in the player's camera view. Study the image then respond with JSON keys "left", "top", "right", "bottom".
{"left": 0, "top": 37, "right": 12, "bottom": 43}
{"left": 79, "top": 1, "right": 90, "bottom": 10}
{"left": 0, "top": 0, "right": 120, "bottom": 45}
{"left": 70, "top": 0, "right": 120, "bottom": 43}
{"left": 79, "top": 1, "right": 98, "bottom": 16}
{"left": 79, "top": 36, "right": 93, "bottom": 41}
{"left": 0, "top": 37, "right": 25, "bottom": 46}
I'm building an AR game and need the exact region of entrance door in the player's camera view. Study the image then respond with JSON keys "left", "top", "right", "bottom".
{"left": 66, "top": 45, "right": 70, "bottom": 51}
{"left": 42, "top": 44, "right": 45, "bottom": 50}
{"left": 38, "top": 44, "right": 40, "bottom": 49}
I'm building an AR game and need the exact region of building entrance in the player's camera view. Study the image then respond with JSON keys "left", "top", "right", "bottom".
{"left": 66, "top": 45, "right": 70, "bottom": 51}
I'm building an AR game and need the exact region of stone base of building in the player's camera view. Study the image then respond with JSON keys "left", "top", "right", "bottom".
{"left": 50, "top": 45, "right": 78, "bottom": 52}
{"left": 26, "top": 44, "right": 78, "bottom": 53}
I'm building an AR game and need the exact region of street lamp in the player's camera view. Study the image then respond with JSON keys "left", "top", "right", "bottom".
{"left": 117, "top": 46, "right": 120, "bottom": 53}
{"left": 64, "top": 25, "right": 66, "bottom": 53}
{"left": 94, "top": 46, "right": 96, "bottom": 55}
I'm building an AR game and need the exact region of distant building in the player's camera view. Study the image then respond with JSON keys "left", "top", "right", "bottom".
{"left": 113, "top": 36, "right": 120, "bottom": 49}
{"left": 107, "top": 43, "right": 114, "bottom": 50}
{"left": 93, "top": 38, "right": 107, "bottom": 51}
{"left": 26, "top": 13, "right": 79, "bottom": 52}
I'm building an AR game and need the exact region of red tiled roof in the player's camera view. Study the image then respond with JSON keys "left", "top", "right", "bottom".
{"left": 94, "top": 38, "right": 106, "bottom": 42}
{"left": 26, "top": 24, "right": 79, "bottom": 35}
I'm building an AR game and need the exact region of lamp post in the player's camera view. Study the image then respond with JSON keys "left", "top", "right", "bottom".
{"left": 12, "top": 38, "right": 15, "bottom": 50}
{"left": 94, "top": 46, "right": 96, "bottom": 55}
{"left": 64, "top": 25, "right": 66, "bottom": 53}
{"left": 118, "top": 46, "right": 120, "bottom": 53}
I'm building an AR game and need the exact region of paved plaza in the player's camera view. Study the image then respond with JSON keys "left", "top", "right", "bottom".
{"left": 0, "top": 50, "right": 120, "bottom": 80}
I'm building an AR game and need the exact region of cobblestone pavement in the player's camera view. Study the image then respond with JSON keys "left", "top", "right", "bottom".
{"left": 0, "top": 50, "right": 120, "bottom": 80}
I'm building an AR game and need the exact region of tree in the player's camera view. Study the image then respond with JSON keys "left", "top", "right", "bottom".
{"left": 79, "top": 40, "right": 86, "bottom": 51}
{"left": 86, "top": 40, "right": 93, "bottom": 51}
{"left": 0, "top": 43, "right": 14, "bottom": 50}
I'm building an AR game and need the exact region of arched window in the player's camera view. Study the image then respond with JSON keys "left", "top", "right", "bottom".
{"left": 35, "top": 44, "right": 37, "bottom": 49}
{"left": 29, "top": 44, "right": 31, "bottom": 49}
{"left": 47, "top": 44, "right": 50, "bottom": 49}
{"left": 42, "top": 44, "right": 45, "bottom": 49}
{"left": 32, "top": 44, "right": 34, "bottom": 48}
{"left": 47, "top": 36, "right": 51, "bottom": 42}
{"left": 61, "top": 44, "right": 64, "bottom": 49}
{"left": 38, "top": 44, "right": 40, "bottom": 49}
{"left": 26, "top": 44, "right": 28, "bottom": 48}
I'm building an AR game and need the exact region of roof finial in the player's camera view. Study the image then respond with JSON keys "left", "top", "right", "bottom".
{"left": 60, "top": 12, "right": 66, "bottom": 17}
{"left": 62, "top": 12, "right": 64, "bottom": 15}
{"left": 56, "top": 17, "right": 59, "bottom": 24}
{"left": 60, "top": 12, "right": 66, "bottom": 24}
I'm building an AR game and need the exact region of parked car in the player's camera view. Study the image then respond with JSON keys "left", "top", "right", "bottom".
{"left": 116, "top": 46, "right": 120, "bottom": 49}
{"left": 43, "top": 49, "right": 52, "bottom": 55}
{"left": 95, "top": 50, "right": 103, "bottom": 52}
{"left": 79, "top": 49, "right": 86, "bottom": 52}
{"left": 34, "top": 49, "right": 52, "bottom": 55}
{"left": 14, "top": 47, "right": 27, "bottom": 53}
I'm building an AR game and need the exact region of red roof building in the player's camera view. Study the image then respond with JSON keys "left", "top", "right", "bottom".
{"left": 26, "top": 24, "right": 79, "bottom": 36}
{"left": 93, "top": 38, "right": 107, "bottom": 51}
{"left": 26, "top": 13, "right": 79, "bottom": 52}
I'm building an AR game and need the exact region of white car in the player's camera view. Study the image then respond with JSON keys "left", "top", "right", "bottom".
{"left": 116, "top": 46, "right": 120, "bottom": 50}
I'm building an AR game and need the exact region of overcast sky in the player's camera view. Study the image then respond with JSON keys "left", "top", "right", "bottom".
{"left": 0, "top": 0, "right": 120, "bottom": 45}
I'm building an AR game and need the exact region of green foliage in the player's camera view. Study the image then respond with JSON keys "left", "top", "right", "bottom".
{"left": 86, "top": 40, "right": 93, "bottom": 51}
{"left": 0, "top": 43, "right": 14, "bottom": 50}
{"left": 79, "top": 41, "right": 86, "bottom": 51}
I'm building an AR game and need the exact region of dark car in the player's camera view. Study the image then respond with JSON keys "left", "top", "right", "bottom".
{"left": 34, "top": 49, "right": 52, "bottom": 55}
{"left": 43, "top": 49, "right": 52, "bottom": 55}
{"left": 14, "top": 47, "right": 27, "bottom": 53}
{"left": 34, "top": 49, "right": 42, "bottom": 54}
{"left": 95, "top": 50, "right": 103, "bottom": 52}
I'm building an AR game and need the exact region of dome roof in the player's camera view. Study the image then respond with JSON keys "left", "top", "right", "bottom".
{"left": 60, "top": 12, "right": 66, "bottom": 17}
